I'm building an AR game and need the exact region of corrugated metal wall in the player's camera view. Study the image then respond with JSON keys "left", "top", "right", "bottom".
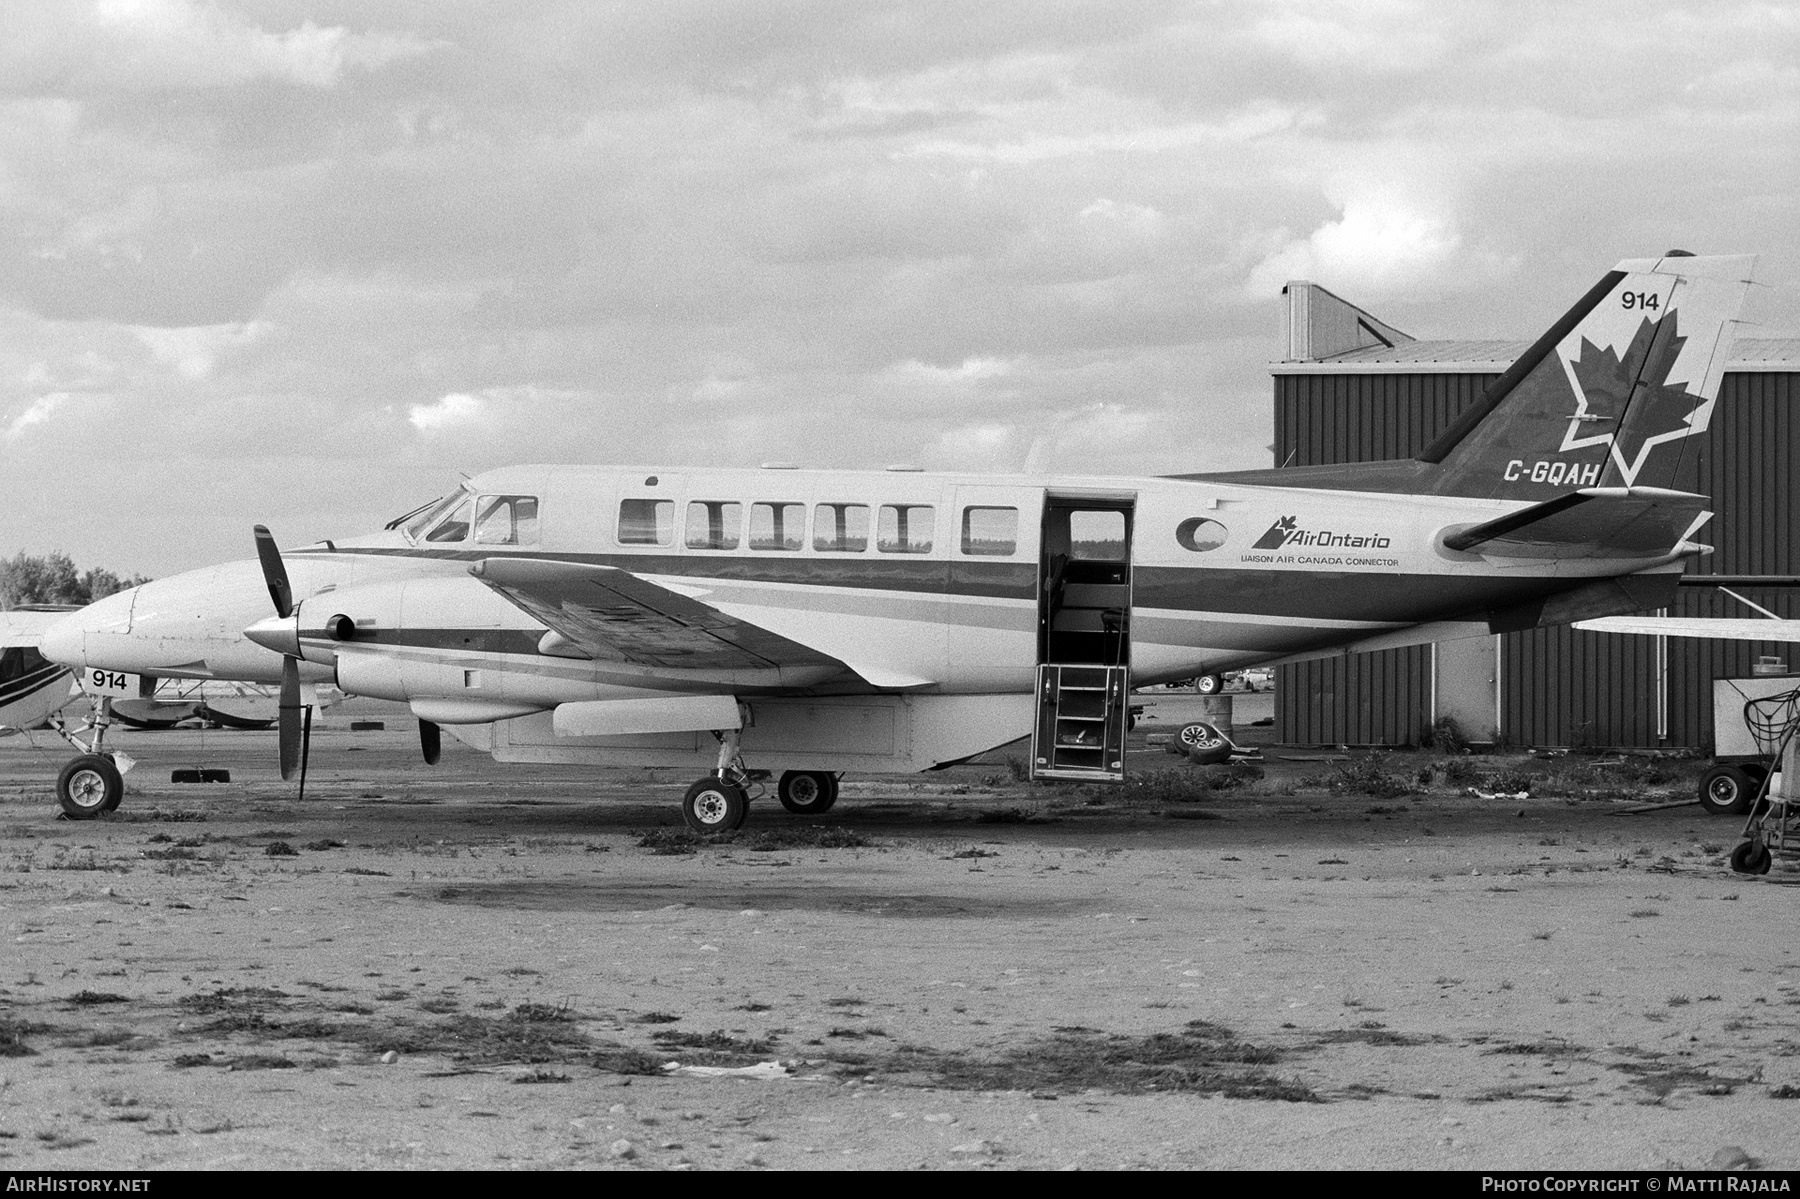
{"left": 1273, "top": 370, "right": 1797, "bottom": 749}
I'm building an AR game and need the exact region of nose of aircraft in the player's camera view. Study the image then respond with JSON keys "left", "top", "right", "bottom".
{"left": 39, "top": 588, "right": 135, "bottom": 670}
{"left": 36, "top": 560, "right": 292, "bottom": 685}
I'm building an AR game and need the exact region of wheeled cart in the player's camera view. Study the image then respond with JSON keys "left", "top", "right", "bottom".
{"left": 1726, "top": 685, "right": 1800, "bottom": 876}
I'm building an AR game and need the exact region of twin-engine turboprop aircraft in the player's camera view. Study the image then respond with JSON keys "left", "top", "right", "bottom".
{"left": 38, "top": 253, "right": 1755, "bottom": 828}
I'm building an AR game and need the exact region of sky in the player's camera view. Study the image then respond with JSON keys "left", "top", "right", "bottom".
{"left": 1, "top": 0, "right": 1796, "bottom": 578}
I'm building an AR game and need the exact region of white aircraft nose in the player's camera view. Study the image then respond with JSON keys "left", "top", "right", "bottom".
{"left": 38, "top": 608, "right": 91, "bottom": 669}
{"left": 39, "top": 587, "right": 138, "bottom": 670}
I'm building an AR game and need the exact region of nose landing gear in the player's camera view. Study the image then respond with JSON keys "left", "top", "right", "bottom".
{"left": 47, "top": 696, "right": 135, "bottom": 820}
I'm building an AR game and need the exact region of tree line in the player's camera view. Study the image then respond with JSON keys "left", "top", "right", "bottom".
{"left": 0, "top": 552, "right": 151, "bottom": 609}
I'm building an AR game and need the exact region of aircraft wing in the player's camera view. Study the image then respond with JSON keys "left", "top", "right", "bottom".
{"left": 1575, "top": 616, "right": 1800, "bottom": 641}
{"left": 1441, "top": 487, "right": 1709, "bottom": 559}
{"left": 0, "top": 608, "right": 75, "bottom": 648}
{"left": 468, "top": 558, "right": 849, "bottom": 674}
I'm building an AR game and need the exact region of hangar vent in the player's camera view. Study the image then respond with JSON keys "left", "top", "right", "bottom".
{"left": 1271, "top": 280, "right": 1800, "bottom": 751}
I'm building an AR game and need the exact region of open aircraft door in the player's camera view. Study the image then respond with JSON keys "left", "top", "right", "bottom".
{"left": 1031, "top": 492, "right": 1134, "bottom": 781}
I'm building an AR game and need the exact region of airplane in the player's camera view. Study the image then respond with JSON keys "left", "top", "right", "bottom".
{"left": 0, "top": 606, "right": 136, "bottom": 812}
{"left": 0, "top": 607, "right": 81, "bottom": 736}
{"left": 36, "top": 252, "right": 1756, "bottom": 829}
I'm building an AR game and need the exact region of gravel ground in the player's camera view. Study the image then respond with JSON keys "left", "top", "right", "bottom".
{"left": 0, "top": 697, "right": 1795, "bottom": 1171}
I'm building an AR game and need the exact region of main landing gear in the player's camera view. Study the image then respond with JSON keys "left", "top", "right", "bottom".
{"left": 46, "top": 696, "right": 136, "bottom": 820}
{"left": 679, "top": 725, "right": 844, "bottom": 832}
{"left": 683, "top": 725, "right": 755, "bottom": 833}
{"left": 776, "top": 770, "right": 838, "bottom": 815}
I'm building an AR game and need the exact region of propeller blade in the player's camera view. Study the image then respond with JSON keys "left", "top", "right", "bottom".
{"left": 420, "top": 719, "right": 442, "bottom": 766}
{"left": 253, "top": 524, "right": 294, "bottom": 618}
{"left": 278, "top": 658, "right": 302, "bottom": 780}
{"left": 297, "top": 704, "right": 313, "bottom": 801}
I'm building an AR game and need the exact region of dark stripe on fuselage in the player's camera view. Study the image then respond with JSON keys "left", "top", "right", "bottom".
{"left": 0, "top": 665, "right": 67, "bottom": 708}
{"left": 311, "top": 546, "right": 1572, "bottom": 626}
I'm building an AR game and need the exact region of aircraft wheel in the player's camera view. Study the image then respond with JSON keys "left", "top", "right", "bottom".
{"left": 682, "top": 777, "right": 748, "bottom": 833}
{"left": 1194, "top": 674, "right": 1224, "bottom": 696}
{"left": 1177, "top": 721, "right": 1232, "bottom": 766}
{"left": 1698, "top": 765, "right": 1757, "bottom": 816}
{"left": 57, "top": 754, "right": 123, "bottom": 820}
{"left": 777, "top": 771, "right": 838, "bottom": 815}
{"left": 1728, "top": 840, "right": 1772, "bottom": 876}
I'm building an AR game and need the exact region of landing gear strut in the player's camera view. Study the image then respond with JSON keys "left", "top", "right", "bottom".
{"left": 682, "top": 723, "right": 753, "bottom": 833}
{"left": 47, "top": 696, "right": 135, "bottom": 820}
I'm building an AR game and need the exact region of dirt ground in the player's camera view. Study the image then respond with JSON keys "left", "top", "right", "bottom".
{"left": 1, "top": 694, "right": 1797, "bottom": 1172}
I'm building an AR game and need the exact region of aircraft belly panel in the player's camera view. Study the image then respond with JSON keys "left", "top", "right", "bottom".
{"left": 482, "top": 694, "right": 1030, "bottom": 773}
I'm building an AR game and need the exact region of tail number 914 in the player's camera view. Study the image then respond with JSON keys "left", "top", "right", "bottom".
{"left": 82, "top": 668, "right": 138, "bottom": 698}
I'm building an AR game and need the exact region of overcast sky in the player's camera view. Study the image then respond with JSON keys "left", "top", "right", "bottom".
{"left": 2, "top": 0, "right": 1795, "bottom": 577}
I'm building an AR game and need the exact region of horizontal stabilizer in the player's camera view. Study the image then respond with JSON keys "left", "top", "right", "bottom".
{"left": 1575, "top": 616, "right": 1800, "bottom": 642}
{"left": 1441, "top": 487, "right": 1710, "bottom": 559}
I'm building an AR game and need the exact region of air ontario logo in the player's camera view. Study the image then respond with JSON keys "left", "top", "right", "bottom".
{"left": 1252, "top": 516, "right": 1391, "bottom": 551}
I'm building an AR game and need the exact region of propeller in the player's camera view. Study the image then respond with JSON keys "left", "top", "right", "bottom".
{"left": 246, "top": 526, "right": 438, "bottom": 781}
{"left": 248, "top": 525, "right": 308, "bottom": 790}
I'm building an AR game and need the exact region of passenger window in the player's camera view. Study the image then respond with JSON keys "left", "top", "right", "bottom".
{"left": 878, "top": 504, "right": 934, "bottom": 554}
{"left": 617, "top": 498, "right": 674, "bottom": 546}
{"left": 1069, "top": 510, "right": 1125, "bottom": 560}
{"left": 424, "top": 498, "right": 473, "bottom": 543}
{"left": 813, "top": 504, "right": 869, "bottom": 552}
{"left": 685, "top": 501, "right": 742, "bottom": 550}
{"left": 0, "top": 648, "right": 18, "bottom": 682}
{"left": 1175, "top": 517, "right": 1228, "bottom": 552}
{"left": 749, "top": 502, "right": 805, "bottom": 551}
{"left": 960, "top": 506, "right": 1017, "bottom": 556}
{"left": 472, "top": 495, "right": 540, "bottom": 546}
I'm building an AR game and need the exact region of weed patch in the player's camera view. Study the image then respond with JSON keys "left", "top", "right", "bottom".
{"left": 1329, "top": 754, "right": 1418, "bottom": 800}
{"left": 0, "top": 1017, "right": 45, "bottom": 1057}
{"left": 825, "top": 1021, "right": 1315, "bottom": 1101}
{"left": 591, "top": 1042, "right": 668, "bottom": 1075}
{"left": 67, "top": 990, "right": 130, "bottom": 1007}
{"left": 973, "top": 807, "right": 1058, "bottom": 825}
{"left": 635, "top": 826, "right": 871, "bottom": 854}
{"left": 651, "top": 1029, "right": 776, "bottom": 1066}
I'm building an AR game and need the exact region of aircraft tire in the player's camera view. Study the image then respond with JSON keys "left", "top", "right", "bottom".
{"left": 682, "top": 777, "right": 748, "bottom": 833}
{"left": 1697, "top": 765, "right": 1757, "bottom": 816}
{"left": 777, "top": 771, "right": 838, "bottom": 815}
{"left": 1177, "top": 721, "right": 1232, "bottom": 766}
{"left": 1728, "top": 839, "right": 1772, "bottom": 876}
{"left": 1194, "top": 674, "right": 1224, "bottom": 696}
{"left": 57, "top": 754, "right": 123, "bottom": 820}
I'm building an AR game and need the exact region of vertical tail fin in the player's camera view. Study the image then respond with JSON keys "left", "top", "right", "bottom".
{"left": 1419, "top": 253, "right": 1755, "bottom": 499}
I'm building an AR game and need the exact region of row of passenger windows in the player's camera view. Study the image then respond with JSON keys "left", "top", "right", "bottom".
{"left": 619, "top": 500, "right": 1021, "bottom": 556}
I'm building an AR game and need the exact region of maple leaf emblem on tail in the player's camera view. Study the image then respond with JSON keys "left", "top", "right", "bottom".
{"left": 1560, "top": 310, "right": 1709, "bottom": 487}
{"left": 1252, "top": 516, "right": 1298, "bottom": 550}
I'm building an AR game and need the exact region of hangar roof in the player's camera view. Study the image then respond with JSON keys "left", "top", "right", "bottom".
{"left": 1271, "top": 279, "right": 1798, "bottom": 375}
{"left": 1271, "top": 335, "right": 1799, "bottom": 375}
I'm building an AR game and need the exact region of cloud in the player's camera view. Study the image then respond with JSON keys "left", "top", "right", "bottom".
{"left": 408, "top": 392, "right": 483, "bottom": 433}
{"left": 0, "top": 2, "right": 1792, "bottom": 576}
{"left": 0, "top": 0, "right": 441, "bottom": 92}
{"left": 4, "top": 392, "right": 71, "bottom": 441}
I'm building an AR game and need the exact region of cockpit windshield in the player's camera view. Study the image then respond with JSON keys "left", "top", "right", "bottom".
{"left": 394, "top": 488, "right": 473, "bottom": 545}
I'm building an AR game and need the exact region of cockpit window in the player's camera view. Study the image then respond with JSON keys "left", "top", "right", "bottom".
{"left": 398, "top": 491, "right": 470, "bottom": 544}
{"left": 472, "top": 495, "right": 540, "bottom": 546}
{"left": 424, "top": 498, "right": 474, "bottom": 543}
